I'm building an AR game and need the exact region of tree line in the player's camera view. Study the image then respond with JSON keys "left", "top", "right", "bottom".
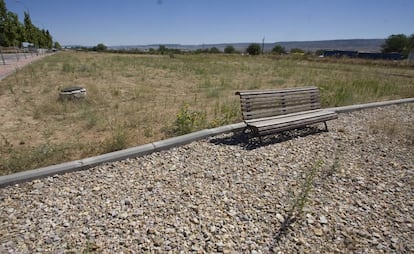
{"left": 90, "top": 33, "right": 413, "bottom": 58}
{"left": 0, "top": 0, "right": 59, "bottom": 49}
{"left": 86, "top": 43, "right": 305, "bottom": 56}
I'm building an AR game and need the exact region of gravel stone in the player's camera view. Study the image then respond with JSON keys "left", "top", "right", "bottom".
{"left": 319, "top": 215, "right": 328, "bottom": 225}
{"left": 0, "top": 104, "right": 413, "bottom": 253}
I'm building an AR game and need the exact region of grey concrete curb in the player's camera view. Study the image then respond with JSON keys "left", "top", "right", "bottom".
{"left": 327, "top": 98, "right": 414, "bottom": 113}
{"left": 0, "top": 98, "right": 412, "bottom": 188}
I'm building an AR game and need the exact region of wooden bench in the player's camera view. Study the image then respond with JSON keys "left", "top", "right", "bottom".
{"left": 235, "top": 86, "right": 338, "bottom": 141}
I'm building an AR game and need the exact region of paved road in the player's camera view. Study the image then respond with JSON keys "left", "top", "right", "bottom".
{"left": 0, "top": 52, "right": 51, "bottom": 81}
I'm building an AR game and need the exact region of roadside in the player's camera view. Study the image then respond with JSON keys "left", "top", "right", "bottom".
{"left": 0, "top": 53, "right": 52, "bottom": 81}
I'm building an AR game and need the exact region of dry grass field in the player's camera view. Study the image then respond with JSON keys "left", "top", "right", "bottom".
{"left": 0, "top": 51, "right": 413, "bottom": 175}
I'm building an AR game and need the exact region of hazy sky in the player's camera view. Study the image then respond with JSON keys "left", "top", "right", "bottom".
{"left": 5, "top": 0, "right": 414, "bottom": 46}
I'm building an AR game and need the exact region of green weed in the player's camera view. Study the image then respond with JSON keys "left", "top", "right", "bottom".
{"left": 62, "top": 62, "right": 75, "bottom": 73}
{"left": 0, "top": 143, "right": 75, "bottom": 174}
{"left": 210, "top": 100, "right": 240, "bottom": 127}
{"left": 273, "top": 160, "right": 324, "bottom": 243}
{"left": 167, "top": 104, "right": 207, "bottom": 136}
{"left": 102, "top": 128, "right": 128, "bottom": 153}
{"left": 290, "top": 160, "right": 323, "bottom": 218}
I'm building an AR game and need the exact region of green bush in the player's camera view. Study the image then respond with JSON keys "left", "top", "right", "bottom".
{"left": 246, "top": 43, "right": 261, "bottom": 55}
{"left": 224, "top": 45, "right": 236, "bottom": 54}
{"left": 271, "top": 45, "right": 287, "bottom": 55}
{"left": 103, "top": 129, "right": 128, "bottom": 152}
{"left": 171, "top": 104, "right": 207, "bottom": 135}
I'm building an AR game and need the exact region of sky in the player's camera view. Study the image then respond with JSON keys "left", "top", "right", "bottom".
{"left": 5, "top": 0, "right": 414, "bottom": 46}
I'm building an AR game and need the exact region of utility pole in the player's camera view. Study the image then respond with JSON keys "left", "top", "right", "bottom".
{"left": 262, "top": 36, "right": 265, "bottom": 55}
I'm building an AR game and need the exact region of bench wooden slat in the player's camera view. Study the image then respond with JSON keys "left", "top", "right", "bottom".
{"left": 256, "top": 113, "right": 337, "bottom": 130}
{"left": 241, "top": 100, "right": 321, "bottom": 111}
{"left": 241, "top": 97, "right": 320, "bottom": 108}
{"left": 239, "top": 92, "right": 319, "bottom": 102}
{"left": 236, "top": 86, "right": 318, "bottom": 96}
{"left": 248, "top": 110, "right": 336, "bottom": 128}
{"left": 245, "top": 109, "right": 326, "bottom": 123}
{"left": 257, "top": 115, "right": 338, "bottom": 135}
{"left": 243, "top": 103, "right": 321, "bottom": 120}
{"left": 239, "top": 89, "right": 319, "bottom": 96}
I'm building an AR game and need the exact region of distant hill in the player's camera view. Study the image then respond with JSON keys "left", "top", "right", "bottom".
{"left": 106, "top": 39, "right": 385, "bottom": 53}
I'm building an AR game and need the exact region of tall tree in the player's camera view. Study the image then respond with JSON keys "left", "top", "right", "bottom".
{"left": 24, "top": 12, "right": 36, "bottom": 44}
{"left": 246, "top": 43, "right": 261, "bottom": 55}
{"left": 3, "top": 12, "right": 21, "bottom": 46}
{"left": 382, "top": 34, "right": 408, "bottom": 54}
{"left": 94, "top": 43, "right": 107, "bottom": 51}
{"left": 45, "top": 30, "right": 53, "bottom": 48}
{"left": 0, "top": 0, "right": 6, "bottom": 17}
{"left": 53, "top": 41, "right": 61, "bottom": 49}
{"left": 0, "top": 0, "right": 8, "bottom": 46}
{"left": 0, "top": 1, "right": 55, "bottom": 48}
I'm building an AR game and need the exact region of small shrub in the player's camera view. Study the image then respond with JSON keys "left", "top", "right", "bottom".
{"left": 62, "top": 62, "right": 74, "bottom": 73}
{"left": 224, "top": 45, "right": 236, "bottom": 54}
{"left": 143, "top": 126, "right": 154, "bottom": 138}
{"left": 103, "top": 129, "right": 128, "bottom": 152}
{"left": 83, "top": 110, "right": 100, "bottom": 129}
{"left": 207, "top": 87, "right": 220, "bottom": 98}
{"left": 210, "top": 101, "right": 240, "bottom": 127}
{"left": 169, "top": 104, "right": 207, "bottom": 136}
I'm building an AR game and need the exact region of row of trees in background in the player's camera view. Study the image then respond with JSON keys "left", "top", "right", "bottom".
{"left": 0, "top": 0, "right": 59, "bottom": 48}
{"left": 90, "top": 43, "right": 302, "bottom": 56}
{"left": 89, "top": 33, "right": 414, "bottom": 58}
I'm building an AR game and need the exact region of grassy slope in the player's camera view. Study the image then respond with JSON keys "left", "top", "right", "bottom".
{"left": 0, "top": 52, "right": 413, "bottom": 174}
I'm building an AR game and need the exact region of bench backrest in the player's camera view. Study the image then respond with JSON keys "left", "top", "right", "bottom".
{"left": 235, "top": 86, "right": 321, "bottom": 120}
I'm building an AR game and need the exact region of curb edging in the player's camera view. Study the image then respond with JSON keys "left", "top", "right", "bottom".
{"left": 0, "top": 99, "right": 412, "bottom": 188}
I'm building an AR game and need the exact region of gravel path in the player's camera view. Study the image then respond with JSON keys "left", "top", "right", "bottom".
{"left": 1, "top": 104, "right": 413, "bottom": 253}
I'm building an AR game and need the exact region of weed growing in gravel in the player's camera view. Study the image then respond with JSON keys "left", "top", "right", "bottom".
{"left": 368, "top": 113, "right": 414, "bottom": 145}
{"left": 323, "top": 143, "right": 344, "bottom": 178}
{"left": 290, "top": 160, "right": 323, "bottom": 218}
{"left": 273, "top": 160, "right": 323, "bottom": 242}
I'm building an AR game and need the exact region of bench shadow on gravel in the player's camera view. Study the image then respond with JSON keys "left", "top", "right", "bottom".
{"left": 210, "top": 126, "right": 325, "bottom": 150}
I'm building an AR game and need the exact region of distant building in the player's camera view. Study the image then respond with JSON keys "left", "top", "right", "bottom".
{"left": 323, "top": 50, "right": 358, "bottom": 58}
{"left": 358, "top": 52, "right": 403, "bottom": 60}
{"left": 323, "top": 50, "right": 403, "bottom": 60}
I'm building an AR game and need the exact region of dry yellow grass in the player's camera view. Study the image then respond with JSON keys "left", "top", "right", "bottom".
{"left": 0, "top": 51, "right": 413, "bottom": 174}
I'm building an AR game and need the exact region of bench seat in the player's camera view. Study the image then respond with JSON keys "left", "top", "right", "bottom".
{"left": 245, "top": 109, "right": 338, "bottom": 136}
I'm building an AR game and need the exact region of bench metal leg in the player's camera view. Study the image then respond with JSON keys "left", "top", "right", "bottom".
{"left": 243, "top": 126, "right": 263, "bottom": 144}
{"left": 242, "top": 126, "right": 254, "bottom": 143}
{"left": 324, "top": 121, "right": 328, "bottom": 131}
